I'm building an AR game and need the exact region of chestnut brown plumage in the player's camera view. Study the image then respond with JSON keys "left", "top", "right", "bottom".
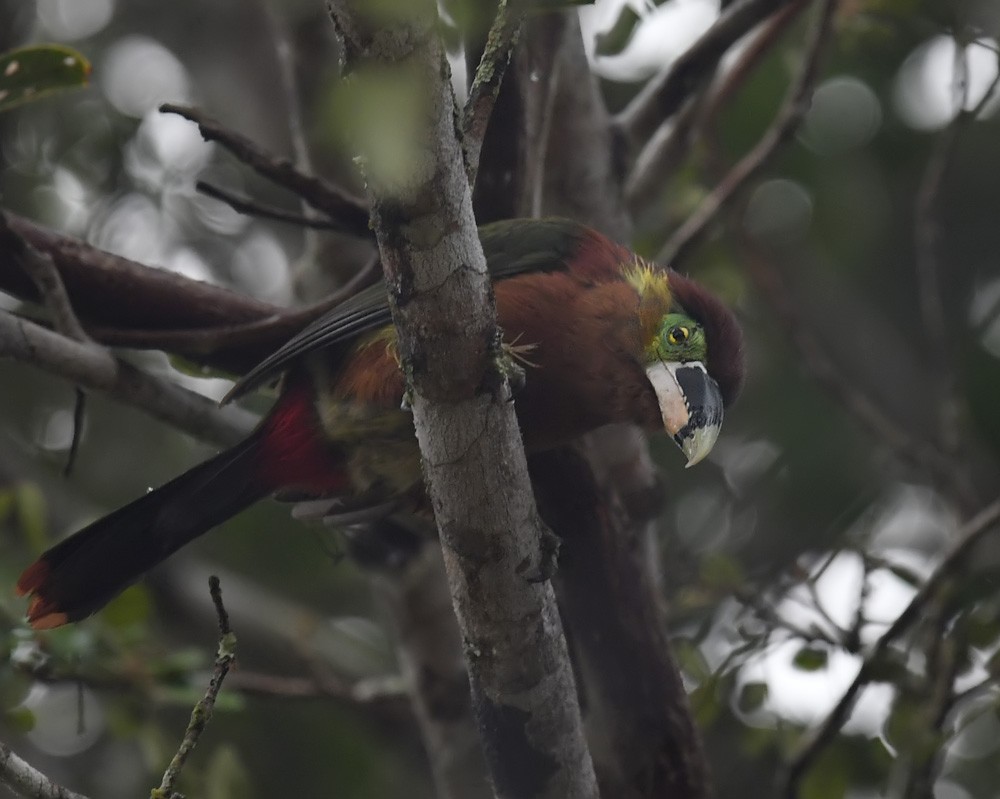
{"left": 17, "top": 218, "right": 744, "bottom": 628}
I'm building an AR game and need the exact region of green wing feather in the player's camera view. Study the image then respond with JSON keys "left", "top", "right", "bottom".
{"left": 224, "top": 218, "right": 590, "bottom": 403}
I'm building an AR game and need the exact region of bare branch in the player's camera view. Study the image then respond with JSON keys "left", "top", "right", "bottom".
{"left": 0, "top": 742, "right": 89, "bottom": 799}
{"left": 625, "top": 89, "right": 711, "bottom": 212}
{"left": 656, "top": 0, "right": 837, "bottom": 267}
{"left": 516, "top": 12, "right": 565, "bottom": 218}
{"left": 914, "top": 45, "right": 1000, "bottom": 455}
{"left": 153, "top": 576, "right": 236, "bottom": 799}
{"left": 196, "top": 180, "right": 343, "bottom": 229}
{"left": 783, "top": 498, "right": 1000, "bottom": 797}
{"left": 701, "top": 0, "right": 809, "bottom": 154}
{"left": 159, "top": 103, "right": 372, "bottom": 239}
{"left": 0, "top": 312, "right": 256, "bottom": 447}
{"left": 463, "top": 0, "right": 524, "bottom": 188}
{"left": 615, "top": 0, "right": 800, "bottom": 149}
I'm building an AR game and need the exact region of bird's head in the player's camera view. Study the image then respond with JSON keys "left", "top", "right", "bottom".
{"left": 627, "top": 262, "right": 744, "bottom": 467}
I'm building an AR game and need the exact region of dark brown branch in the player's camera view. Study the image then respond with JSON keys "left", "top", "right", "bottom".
{"left": 159, "top": 103, "right": 372, "bottom": 239}
{"left": 516, "top": 12, "right": 712, "bottom": 796}
{"left": 914, "top": 51, "right": 1000, "bottom": 456}
{"left": 462, "top": 0, "right": 524, "bottom": 188}
{"left": 615, "top": 0, "right": 800, "bottom": 149}
{"left": 0, "top": 743, "right": 88, "bottom": 799}
{"left": 153, "top": 577, "right": 236, "bottom": 799}
{"left": 656, "top": 0, "right": 837, "bottom": 267}
{"left": 782, "top": 499, "right": 1000, "bottom": 797}
{"left": 533, "top": 448, "right": 711, "bottom": 799}
{"left": 196, "top": 180, "right": 344, "bottom": 230}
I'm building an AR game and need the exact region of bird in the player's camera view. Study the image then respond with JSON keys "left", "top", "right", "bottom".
{"left": 16, "top": 217, "right": 744, "bottom": 629}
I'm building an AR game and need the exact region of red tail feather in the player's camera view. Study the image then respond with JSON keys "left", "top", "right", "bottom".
{"left": 16, "top": 382, "right": 349, "bottom": 628}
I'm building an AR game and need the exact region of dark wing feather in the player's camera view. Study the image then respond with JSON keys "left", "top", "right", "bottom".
{"left": 224, "top": 218, "right": 592, "bottom": 403}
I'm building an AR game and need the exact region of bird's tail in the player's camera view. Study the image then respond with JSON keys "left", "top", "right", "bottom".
{"left": 16, "top": 379, "right": 349, "bottom": 629}
{"left": 16, "top": 433, "right": 271, "bottom": 629}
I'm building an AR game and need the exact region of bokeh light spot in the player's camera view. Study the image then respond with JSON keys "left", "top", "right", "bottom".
{"left": 37, "top": 0, "right": 115, "bottom": 40}
{"left": 801, "top": 76, "right": 882, "bottom": 154}
{"left": 101, "top": 36, "right": 191, "bottom": 118}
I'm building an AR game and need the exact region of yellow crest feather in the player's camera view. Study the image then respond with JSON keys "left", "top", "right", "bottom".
{"left": 623, "top": 259, "right": 673, "bottom": 345}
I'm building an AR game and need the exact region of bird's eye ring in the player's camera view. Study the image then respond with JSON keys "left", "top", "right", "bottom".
{"left": 667, "top": 325, "right": 690, "bottom": 345}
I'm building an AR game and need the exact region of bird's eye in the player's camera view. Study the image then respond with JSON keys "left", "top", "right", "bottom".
{"left": 667, "top": 325, "right": 690, "bottom": 345}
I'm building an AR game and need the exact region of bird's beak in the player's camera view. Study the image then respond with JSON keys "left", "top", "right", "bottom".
{"left": 645, "top": 361, "right": 724, "bottom": 468}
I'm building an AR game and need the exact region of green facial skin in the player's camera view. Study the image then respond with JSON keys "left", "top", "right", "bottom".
{"left": 646, "top": 312, "right": 708, "bottom": 365}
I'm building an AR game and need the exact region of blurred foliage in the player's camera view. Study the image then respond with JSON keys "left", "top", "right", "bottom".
{"left": 0, "top": 0, "right": 999, "bottom": 797}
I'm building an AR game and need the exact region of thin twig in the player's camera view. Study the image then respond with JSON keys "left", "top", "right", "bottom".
{"left": 625, "top": 87, "right": 712, "bottom": 212}
{"left": 893, "top": 599, "right": 959, "bottom": 799}
{"left": 159, "top": 103, "right": 372, "bottom": 239}
{"left": 64, "top": 387, "right": 86, "bottom": 476}
{"left": 462, "top": 0, "right": 525, "bottom": 188}
{"left": 914, "top": 46, "right": 1000, "bottom": 456}
{"left": 1, "top": 212, "right": 89, "bottom": 343}
{"left": 1, "top": 210, "right": 94, "bottom": 475}
{"left": 782, "top": 499, "right": 1000, "bottom": 798}
{"left": 516, "top": 13, "right": 566, "bottom": 218}
{"left": 701, "top": 0, "right": 809, "bottom": 151}
{"left": 0, "top": 311, "right": 256, "bottom": 447}
{"left": 615, "top": 0, "right": 800, "bottom": 149}
{"left": 0, "top": 743, "right": 89, "bottom": 799}
{"left": 656, "top": 0, "right": 837, "bottom": 267}
{"left": 153, "top": 576, "right": 236, "bottom": 799}
{"left": 197, "top": 180, "right": 344, "bottom": 230}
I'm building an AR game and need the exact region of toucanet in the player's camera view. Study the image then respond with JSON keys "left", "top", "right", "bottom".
{"left": 16, "top": 218, "right": 744, "bottom": 628}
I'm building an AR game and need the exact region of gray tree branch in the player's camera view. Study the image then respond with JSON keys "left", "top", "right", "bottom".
{"left": 0, "top": 311, "right": 255, "bottom": 447}
{"left": 0, "top": 743, "right": 88, "bottom": 799}
{"left": 326, "top": 2, "right": 598, "bottom": 797}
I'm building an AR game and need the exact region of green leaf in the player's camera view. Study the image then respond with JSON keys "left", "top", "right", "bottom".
{"left": 0, "top": 45, "right": 91, "bottom": 113}
{"left": 792, "top": 646, "right": 829, "bottom": 671}
{"left": 737, "top": 681, "right": 769, "bottom": 713}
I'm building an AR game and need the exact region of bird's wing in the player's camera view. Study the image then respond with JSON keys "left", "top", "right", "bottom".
{"left": 224, "top": 218, "right": 595, "bottom": 403}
